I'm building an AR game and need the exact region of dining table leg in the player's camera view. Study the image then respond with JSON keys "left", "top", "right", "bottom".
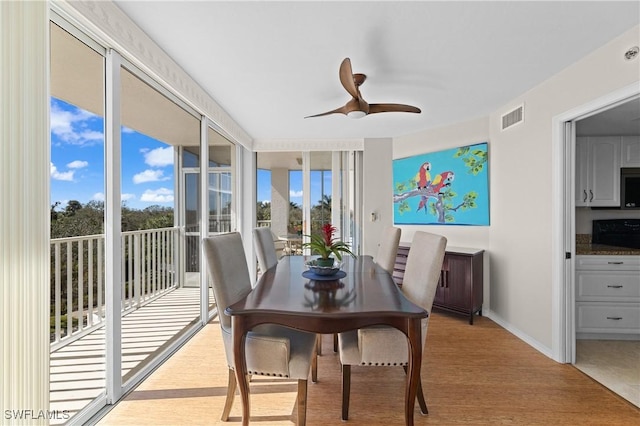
{"left": 405, "top": 318, "right": 422, "bottom": 426}
{"left": 232, "top": 316, "right": 250, "bottom": 426}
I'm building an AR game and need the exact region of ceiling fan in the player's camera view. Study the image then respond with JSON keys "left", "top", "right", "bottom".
{"left": 305, "top": 57, "right": 421, "bottom": 119}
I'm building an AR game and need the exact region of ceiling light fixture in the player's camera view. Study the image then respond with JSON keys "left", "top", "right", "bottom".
{"left": 347, "top": 110, "right": 367, "bottom": 119}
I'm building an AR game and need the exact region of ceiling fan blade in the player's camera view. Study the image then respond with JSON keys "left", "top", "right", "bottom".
{"left": 304, "top": 105, "right": 349, "bottom": 118}
{"left": 339, "top": 58, "right": 360, "bottom": 99}
{"left": 368, "top": 103, "right": 421, "bottom": 114}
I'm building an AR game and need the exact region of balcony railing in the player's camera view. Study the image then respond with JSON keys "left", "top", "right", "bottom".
{"left": 50, "top": 227, "right": 178, "bottom": 351}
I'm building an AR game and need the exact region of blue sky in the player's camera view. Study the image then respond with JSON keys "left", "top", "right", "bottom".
{"left": 52, "top": 98, "right": 332, "bottom": 211}
{"left": 51, "top": 97, "right": 175, "bottom": 210}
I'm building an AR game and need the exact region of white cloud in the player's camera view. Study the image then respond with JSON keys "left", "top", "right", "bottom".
{"left": 67, "top": 160, "right": 88, "bottom": 169}
{"left": 133, "top": 169, "right": 170, "bottom": 184}
{"left": 143, "top": 146, "right": 173, "bottom": 167}
{"left": 290, "top": 190, "right": 303, "bottom": 197}
{"left": 93, "top": 192, "right": 135, "bottom": 202}
{"left": 50, "top": 101, "right": 103, "bottom": 146}
{"left": 50, "top": 162, "right": 74, "bottom": 181}
{"left": 140, "top": 188, "right": 174, "bottom": 203}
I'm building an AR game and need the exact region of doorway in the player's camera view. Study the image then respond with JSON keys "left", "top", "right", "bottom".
{"left": 555, "top": 85, "right": 639, "bottom": 407}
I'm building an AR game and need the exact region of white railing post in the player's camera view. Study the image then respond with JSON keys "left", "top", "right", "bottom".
{"left": 54, "top": 243, "right": 61, "bottom": 344}
{"left": 98, "top": 239, "right": 103, "bottom": 321}
{"left": 78, "top": 239, "right": 84, "bottom": 334}
{"left": 66, "top": 241, "right": 73, "bottom": 338}
{"left": 121, "top": 234, "right": 126, "bottom": 310}
{"left": 88, "top": 239, "right": 94, "bottom": 327}
{"left": 134, "top": 233, "right": 141, "bottom": 307}
{"left": 152, "top": 231, "right": 157, "bottom": 294}
{"left": 141, "top": 232, "right": 147, "bottom": 302}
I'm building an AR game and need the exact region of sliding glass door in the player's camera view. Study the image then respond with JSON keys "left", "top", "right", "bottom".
{"left": 182, "top": 128, "right": 236, "bottom": 317}
{"left": 49, "top": 15, "right": 238, "bottom": 425}
{"left": 256, "top": 151, "right": 361, "bottom": 261}
{"left": 49, "top": 20, "right": 107, "bottom": 424}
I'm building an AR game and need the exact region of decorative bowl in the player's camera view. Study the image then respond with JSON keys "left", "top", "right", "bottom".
{"left": 305, "top": 259, "right": 342, "bottom": 276}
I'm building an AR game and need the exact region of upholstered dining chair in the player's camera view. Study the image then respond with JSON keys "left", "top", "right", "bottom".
{"left": 203, "top": 233, "right": 318, "bottom": 425}
{"left": 337, "top": 231, "right": 446, "bottom": 420}
{"left": 331, "top": 226, "right": 402, "bottom": 352}
{"left": 253, "top": 227, "right": 279, "bottom": 273}
{"left": 375, "top": 226, "right": 402, "bottom": 274}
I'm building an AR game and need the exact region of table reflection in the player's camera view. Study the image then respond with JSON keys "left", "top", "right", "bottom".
{"left": 303, "top": 279, "right": 356, "bottom": 311}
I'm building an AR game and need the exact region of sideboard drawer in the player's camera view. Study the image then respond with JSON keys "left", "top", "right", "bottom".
{"left": 576, "top": 302, "right": 640, "bottom": 334}
{"left": 576, "top": 271, "right": 640, "bottom": 302}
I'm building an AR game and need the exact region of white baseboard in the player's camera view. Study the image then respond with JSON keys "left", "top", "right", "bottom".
{"left": 484, "top": 309, "right": 555, "bottom": 360}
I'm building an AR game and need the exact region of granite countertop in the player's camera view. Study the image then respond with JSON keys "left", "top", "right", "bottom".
{"left": 575, "top": 243, "right": 640, "bottom": 256}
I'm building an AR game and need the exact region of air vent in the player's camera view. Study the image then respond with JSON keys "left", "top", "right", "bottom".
{"left": 501, "top": 104, "right": 524, "bottom": 130}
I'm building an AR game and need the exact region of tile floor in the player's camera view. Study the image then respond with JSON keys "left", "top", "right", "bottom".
{"left": 575, "top": 339, "right": 640, "bottom": 408}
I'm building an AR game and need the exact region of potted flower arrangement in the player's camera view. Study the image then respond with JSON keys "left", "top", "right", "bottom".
{"left": 304, "top": 223, "right": 356, "bottom": 267}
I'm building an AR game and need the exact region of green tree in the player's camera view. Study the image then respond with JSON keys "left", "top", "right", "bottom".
{"left": 311, "top": 195, "right": 331, "bottom": 234}
{"left": 256, "top": 201, "right": 271, "bottom": 222}
{"left": 64, "top": 200, "right": 83, "bottom": 216}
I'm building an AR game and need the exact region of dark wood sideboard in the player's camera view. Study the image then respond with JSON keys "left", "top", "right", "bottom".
{"left": 394, "top": 244, "right": 484, "bottom": 324}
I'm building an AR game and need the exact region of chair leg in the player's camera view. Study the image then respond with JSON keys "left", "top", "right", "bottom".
{"left": 311, "top": 339, "right": 318, "bottom": 383}
{"left": 333, "top": 333, "right": 338, "bottom": 352}
{"left": 221, "top": 368, "right": 236, "bottom": 421}
{"left": 403, "top": 365, "right": 428, "bottom": 414}
{"left": 297, "top": 379, "right": 308, "bottom": 426}
{"left": 341, "top": 364, "right": 351, "bottom": 420}
{"left": 316, "top": 334, "right": 322, "bottom": 355}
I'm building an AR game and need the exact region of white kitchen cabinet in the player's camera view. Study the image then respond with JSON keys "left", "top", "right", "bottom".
{"left": 575, "top": 136, "right": 620, "bottom": 207}
{"left": 575, "top": 255, "right": 640, "bottom": 338}
{"left": 621, "top": 136, "right": 640, "bottom": 167}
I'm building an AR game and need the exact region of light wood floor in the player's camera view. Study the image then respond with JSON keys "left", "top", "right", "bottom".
{"left": 97, "top": 311, "right": 640, "bottom": 425}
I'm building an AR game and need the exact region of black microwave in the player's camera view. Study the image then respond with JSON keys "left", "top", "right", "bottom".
{"left": 621, "top": 167, "right": 640, "bottom": 209}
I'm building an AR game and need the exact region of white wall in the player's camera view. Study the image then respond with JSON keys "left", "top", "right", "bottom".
{"left": 392, "top": 25, "right": 640, "bottom": 355}
{"left": 488, "top": 25, "right": 640, "bottom": 350}
{"left": 362, "top": 138, "right": 394, "bottom": 256}
{"left": 393, "top": 116, "right": 492, "bottom": 308}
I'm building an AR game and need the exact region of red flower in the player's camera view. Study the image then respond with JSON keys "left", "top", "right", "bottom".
{"left": 322, "top": 223, "right": 336, "bottom": 246}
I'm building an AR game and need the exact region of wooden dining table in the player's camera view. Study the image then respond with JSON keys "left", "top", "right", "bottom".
{"left": 226, "top": 255, "right": 428, "bottom": 426}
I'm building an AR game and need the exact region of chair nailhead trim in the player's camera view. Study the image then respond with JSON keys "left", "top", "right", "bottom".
{"left": 360, "top": 362, "right": 408, "bottom": 366}
{"left": 247, "top": 370, "right": 289, "bottom": 378}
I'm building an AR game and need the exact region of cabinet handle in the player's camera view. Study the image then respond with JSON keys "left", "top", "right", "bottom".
{"left": 589, "top": 190, "right": 593, "bottom": 202}
{"left": 607, "top": 261, "right": 624, "bottom": 265}
{"left": 583, "top": 190, "right": 587, "bottom": 202}
{"left": 607, "top": 285, "right": 623, "bottom": 288}
{"left": 606, "top": 316, "right": 622, "bottom": 320}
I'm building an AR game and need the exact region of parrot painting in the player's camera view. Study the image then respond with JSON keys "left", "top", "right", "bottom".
{"left": 428, "top": 171, "right": 455, "bottom": 194}
{"left": 416, "top": 196, "right": 428, "bottom": 213}
{"left": 414, "top": 162, "right": 431, "bottom": 189}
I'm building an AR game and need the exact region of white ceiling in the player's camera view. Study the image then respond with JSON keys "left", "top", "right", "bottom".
{"left": 113, "top": 1, "right": 640, "bottom": 143}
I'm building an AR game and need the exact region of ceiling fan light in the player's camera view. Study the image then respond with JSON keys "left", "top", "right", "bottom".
{"left": 347, "top": 110, "right": 366, "bottom": 119}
